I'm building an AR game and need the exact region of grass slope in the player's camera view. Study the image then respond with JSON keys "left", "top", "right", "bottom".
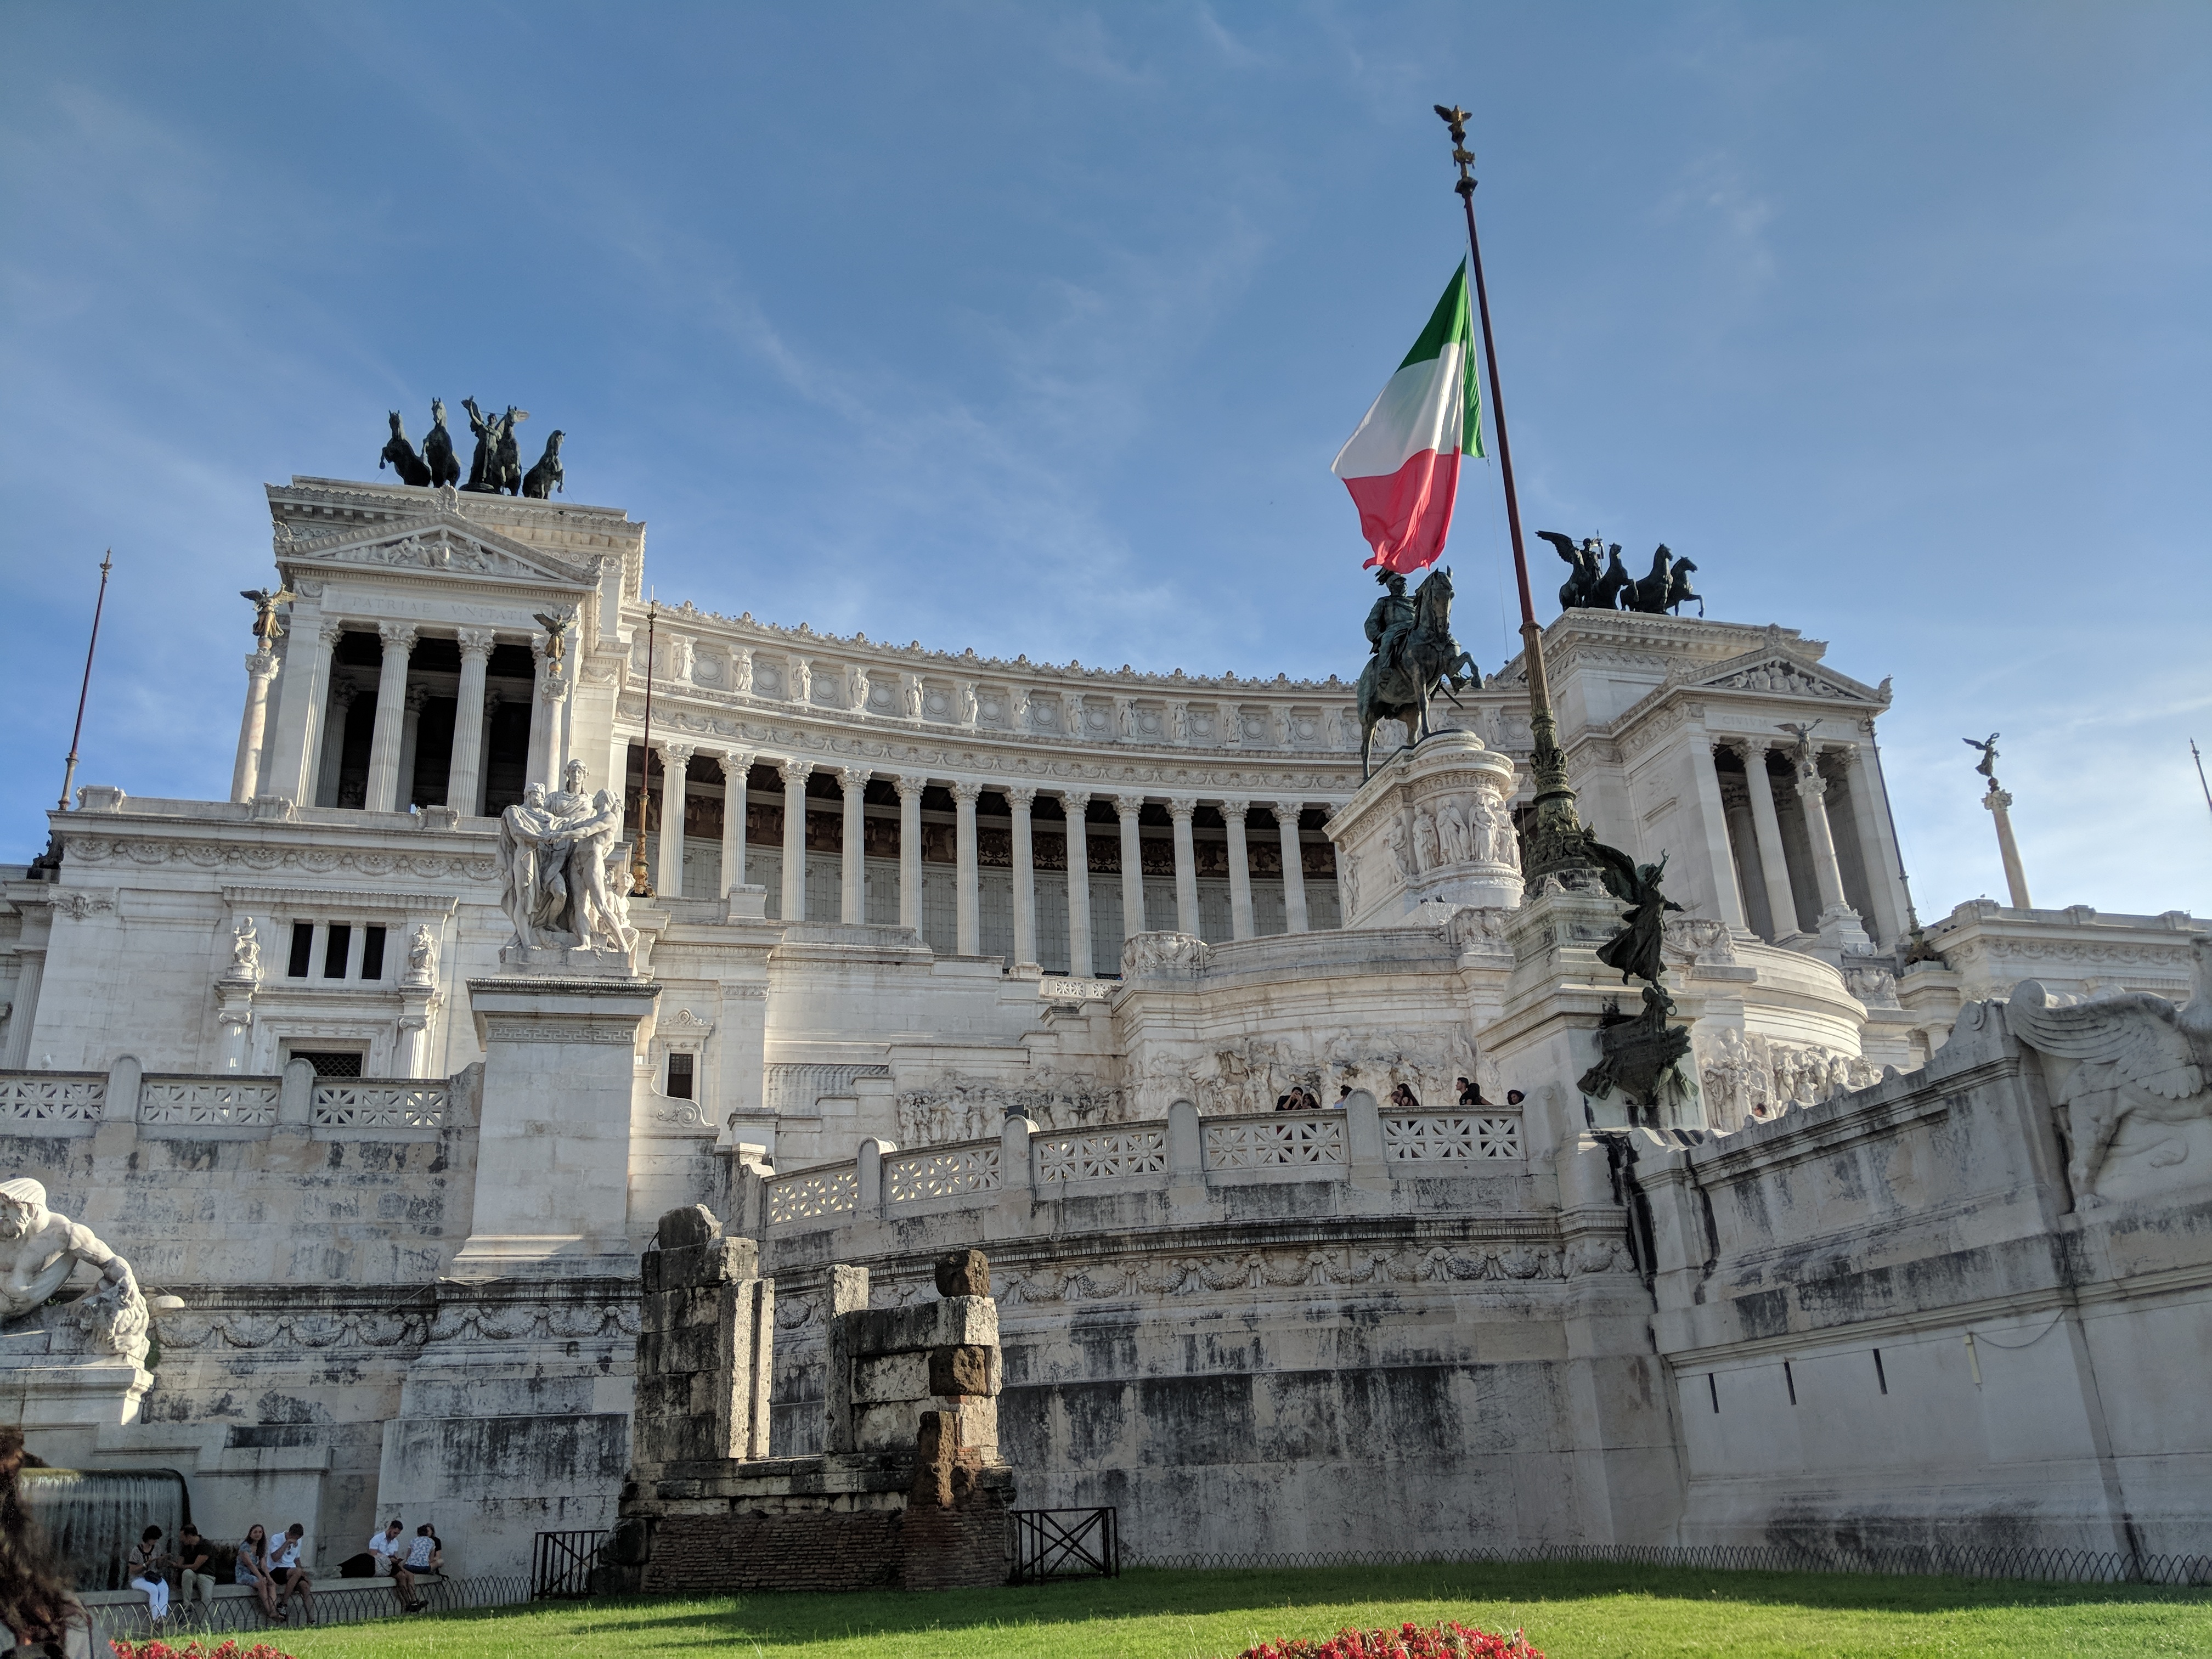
{"left": 268, "top": 1562, "right": 2212, "bottom": 1659}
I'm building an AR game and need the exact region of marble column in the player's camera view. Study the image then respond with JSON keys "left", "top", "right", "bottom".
{"left": 1061, "top": 791, "right": 1093, "bottom": 977}
{"left": 717, "top": 748, "right": 754, "bottom": 896}
{"left": 1221, "top": 800, "right": 1255, "bottom": 941}
{"left": 1744, "top": 744, "right": 1801, "bottom": 939}
{"left": 653, "top": 745, "right": 691, "bottom": 898}
{"left": 1689, "top": 737, "right": 1751, "bottom": 932}
{"left": 1008, "top": 787, "right": 1038, "bottom": 969}
{"left": 1273, "top": 802, "right": 1309, "bottom": 933}
{"left": 1984, "top": 784, "right": 2033, "bottom": 910}
{"left": 779, "top": 758, "right": 813, "bottom": 921}
{"left": 952, "top": 781, "right": 982, "bottom": 956}
{"left": 533, "top": 651, "right": 569, "bottom": 787}
{"left": 317, "top": 679, "right": 359, "bottom": 808}
{"left": 839, "top": 767, "right": 870, "bottom": 923}
{"left": 1797, "top": 757, "right": 1872, "bottom": 953}
{"left": 1168, "top": 797, "right": 1200, "bottom": 935}
{"left": 1115, "top": 794, "right": 1147, "bottom": 940}
{"left": 396, "top": 685, "right": 431, "bottom": 810}
{"left": 231, "top": 650, "right": 280, "bottom": 803}
{"left": 262, "top": 612, "right": 337, "bottom": 806}
{"left": 1, "top": 950, "right": 44, "bottom": 1070}
{"left": 364, "top": 623, "right": 417, "bottom": 813}
{"left": 895, "top": 774, "right": 926, "bottom": 932}
{"left": 447, "top": 629, "right": 495, "bottom": 816}
{"left": 1838, "top": 746, "right": 1905, "bottom": 944}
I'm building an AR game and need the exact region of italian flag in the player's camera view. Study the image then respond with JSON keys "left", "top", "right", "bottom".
{"left": 1330, "top": 261, "right": 1482, "bottom": 573}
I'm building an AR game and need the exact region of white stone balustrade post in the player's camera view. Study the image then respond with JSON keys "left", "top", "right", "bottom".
{"left": 1744, "top": 743, "right": 1801, "bottom": 939}
{"left": 261, "top": 611, "right": 336, "bottom": 806}
{"left": 232, "top": 650, "right": 280, "bottom": 803}
{"left": 1168, "top": 796, "right": 1200, "bottom": 935}
{"left": 952, "top": 781, "right": 982, "bottom": 956}
{"left": 447, "top": 629, "right": 495, "bottom": 816}
{"left": 1116, "top": 794, "right": 1147, "bottom": 940}
{"left": 1221, "top": 800, "right": 1255, "bottom": 941}
{"left": 1062, "top": 791, "right": 1093, "bottom": 976}
{"left": 364, "top": 623, "right": 417, "bottom": 812}
{"left": 895, "top": 774, "right": 926, "bottom": 932}
{"left": 838, "top": 767, "right": 869, "bottom": 923}
{"left": 657, "top": 744, "right": 694, "bottom": 898}
{"left": 778, "top": 758, "right": 813, "bottom": 921}
{"left": 1273, "top": 802, "right": 1309, "bottom": 933}
{"left": 716, "top": 748, "right": 754, "bottom": 897}
{"left": 1008, "top": 787, "right": 1038, "bottom": 969}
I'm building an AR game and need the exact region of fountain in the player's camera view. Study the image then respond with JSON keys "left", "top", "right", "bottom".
{"left": 19, "top": 1468, "right": 189, "bottom": 1592}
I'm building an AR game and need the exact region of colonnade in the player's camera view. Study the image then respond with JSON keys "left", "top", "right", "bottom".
{"left": 236, "top": 619, "right": 569, "bottom": 814}
{"left": 636, "top": 743, "right": 1320, "bottom": 971}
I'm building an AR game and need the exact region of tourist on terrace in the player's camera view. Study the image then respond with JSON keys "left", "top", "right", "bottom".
{"left": 173, "top": 1525, "right": 217, "bottom": 1615}
{"left": 1456, "top": 1075, "right": 1489, "bottom": 1107}
{"left": 1300, "top": 1088, "right": 1323, "bottom": 1110}
{"left": 1505, "top": 1090, "right": 1524, "bottom": 1108}
{"left": 1336, "top": 1085, "right": 1351, "bottom": 1105}
{"left": 1390, "top": 1082, "right": 1423, "bottom": 1110}
{"left": 0, "top": 1427, "right": 93, "bottom": 1659}
{"left": 234, "top": 1524, "right": 279, "bottom": 1622}
{"left": 368, "top": 1519, "right": 423, "bottom": 1612}
{"left": 404, "top": 1525, "right": 443, "bottom": 1581}
{"left": 126, "top": 1527, "right": 171, "bottom": 1622}
{"left": 268, "top": 1524, "right": 313, "bottom": 1624}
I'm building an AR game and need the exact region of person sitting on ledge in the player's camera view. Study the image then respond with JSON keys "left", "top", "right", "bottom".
{"left": 368, "top": 1519, "right": 422, "bottom": 1613}
{"left": 234, "top": 1524, "right": 278, "bottom": 1623}
{"left": 268, "top": 1524, "right": 313, "bottom": 1624}
{"left": 173, "top": 1525, "right": 216, "bottom": 1615}
{"left": 403, "top": 1525, "right": 443, "bottom": 1583}
{"left": 126, "top": 1527, "right": 171, "bottom": 1623}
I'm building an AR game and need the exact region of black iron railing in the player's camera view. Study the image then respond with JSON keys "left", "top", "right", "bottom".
{"left": 531, "top": 1528, "right": 610, "bottom": 1599}
{"left": 1009, "top": 1507, "right": 1119, "bottom": 1584}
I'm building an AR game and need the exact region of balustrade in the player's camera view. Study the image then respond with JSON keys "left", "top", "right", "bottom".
{"left": 312, "top": 1082, "right": 451, "bottom": 1130}
{"left": 0, "top": 1074, "right": 106, "bottom": 1133}
{"left": 139, "top": 1077, "right": 281, "bottom": 1127}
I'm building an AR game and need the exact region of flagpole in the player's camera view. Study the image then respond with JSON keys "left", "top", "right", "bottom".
{"left": 631, "top": 599, "right": 658, "bottom": 898}
{"left": 58, "top": 551, "right": 115, "bottom": 812}
{"left": 1436, "top": 105, "right": 1595, "bottom": 879}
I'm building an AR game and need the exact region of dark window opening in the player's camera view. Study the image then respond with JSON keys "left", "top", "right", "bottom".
{"left": 323, "top": 923, "right": 352, "bottom": 978}
{"left": 1784, "top": 1360, "right": 1798, "bottom": 1406}
{"left": 360, "top": 926, "right": 387, "bottom": 980}
{"left": 1873, "top": 1348, "right": 1888, "bottom": 1395}
{"left": 667, "top": 1052, "right": 695, "bottom": 1100}
{"left": 1707, "top": 1374, "right": 1720, "bottom": 1414}
{"left": 286, "top": 923, "right": 314, "bottom": 979}
{"left": 294, "top": 1050, "right": 363, "bottom": 1078}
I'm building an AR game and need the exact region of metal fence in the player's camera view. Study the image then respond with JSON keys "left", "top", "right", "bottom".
{"left": 532, "top": 1528, "right": 611, "bottom": 1599}
{"left": 86, "top": 1573, "right": 532, "bottom": 1646}
{"left": 1009, "top": 1508, "right": 1119, "bottom": 1584}
{"left": 1126, "top": 1541, "right": 2212, "bottom": 1587}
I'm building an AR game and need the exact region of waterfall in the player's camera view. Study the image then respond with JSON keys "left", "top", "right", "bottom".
{"left": 19, "top": 1469, "right": 188, "bottom": 1593}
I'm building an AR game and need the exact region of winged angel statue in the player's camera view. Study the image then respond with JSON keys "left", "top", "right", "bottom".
{"left": 2005, "top": 933, "right": 2212, "bottom": 1206}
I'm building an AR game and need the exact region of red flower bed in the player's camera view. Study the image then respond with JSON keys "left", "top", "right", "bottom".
{"left": 109, "top": 1641, "right": 297, "bottom": 1659}
{"left": 1239, "top": 1621, "right": 1542, "bottom": 1659}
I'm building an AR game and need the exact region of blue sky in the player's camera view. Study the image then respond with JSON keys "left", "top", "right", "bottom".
{"left": 4, "top": 1, "right": 2209, "bottom": 922}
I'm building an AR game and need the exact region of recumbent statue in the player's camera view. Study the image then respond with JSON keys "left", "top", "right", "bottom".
{"left": 0, "top": 1177, "right": 150, "bottom": 1366}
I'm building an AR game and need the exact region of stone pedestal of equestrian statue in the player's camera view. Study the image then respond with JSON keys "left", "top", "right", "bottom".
{"left": 1328, "top": 730, "right": 1523, "bottom": 928}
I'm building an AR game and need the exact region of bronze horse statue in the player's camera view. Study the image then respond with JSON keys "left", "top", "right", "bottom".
{"left": 1356, "top": 566, "right": 1480, "bottom": 780}
{"left": 1624, "top": 544, "right": 1684, "bottom": 614}
{"left": 522, "top": 430, "right": 566, "bottom": 499}
{"left": 423, "top": 399, "right": 461, "bottom": 489}
{"left": 379, "top": 412, "right": 432, "bottom": 486}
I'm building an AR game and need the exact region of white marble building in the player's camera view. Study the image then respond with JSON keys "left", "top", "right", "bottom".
{"left": 4, "top": 471, "right": 2207, "bottom": 1577}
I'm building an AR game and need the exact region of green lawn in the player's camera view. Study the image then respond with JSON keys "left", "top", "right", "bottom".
{"left": 266, "top": 1562, "right": 2211, "bottom": 1659}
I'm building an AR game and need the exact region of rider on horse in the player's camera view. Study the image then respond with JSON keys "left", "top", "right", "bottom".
{"left": 1364, "top": 570, "right": 1419, "bottom": 702}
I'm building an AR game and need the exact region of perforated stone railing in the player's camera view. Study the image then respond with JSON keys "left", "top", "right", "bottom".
{"left": 757, "top": 1095, "right": 1525, "bottom": 1233}
{"left": 1203, "top": 1113, "right": 1348, "bottom": 1171}
{"left": 313, "top": 1082, "right": 452, "bottom": 1130}
{"left": 1035, "top": 1125, "right": 1169, "bottom": 1184}
{"left": 884, "top": 1142, "right": 1002, "bottom": 1205}
{"left": 139, "top": 1077, "right": 281, "bottom": 1128}
{"left": 0, "top": 1074, "right": 106, "bottom": 1134}
{"left": 1383, "top": 1112, "right": 1523, "bottom": 1161}
{"left": 765, "top": 1164, "right": 860, "bottom": 1226}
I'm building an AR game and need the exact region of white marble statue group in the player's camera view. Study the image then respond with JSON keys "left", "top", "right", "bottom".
{"left": 495, "top": 760, "right": 639, "bottom": 956}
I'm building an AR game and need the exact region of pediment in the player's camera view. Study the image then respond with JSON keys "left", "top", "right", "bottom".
{"left": 273, "top": 512, "right": 595, "bottom": 589}
{"left": 1692, "top": 648, "right": 1886, "bottom": 704}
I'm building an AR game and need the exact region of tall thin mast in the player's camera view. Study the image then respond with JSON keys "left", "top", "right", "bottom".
{"left": 1435, "top": 106, "right": 1594, "bottom": 878}
{"left": 58, "top": 552, "right": 115, "bottom": 812}
{"left": 631, "top": 599, "right": 658, "bottom": 897}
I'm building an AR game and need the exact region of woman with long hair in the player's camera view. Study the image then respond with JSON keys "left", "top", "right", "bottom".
{"left": 233, "top": 1524, "right": 278, "bottom": 1622}
{"left": 0, "top": 1428, "right": 92, "bottom": 1659}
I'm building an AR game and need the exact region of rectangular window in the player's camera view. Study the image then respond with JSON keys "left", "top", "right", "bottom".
{"left": 287, "top": 923, "right": 314, "bottom": 979}
{"left": 294, "top": 1050, "right": 363, "bottom": 1078}
{"left": 667, "top": 1052, "right": 695, "bottom": 1100}
{"left": 323, "top": 923, "right": 352, "bottom": 978}
{"left": 1873, "top": 1348, "right": 1888, "bottom": 1395}
{"left": 360, "top": 926, "right": 387, "bottom": 981}
{"left": 1784, "top": 1360, "right": 1798, "bottom": 1406}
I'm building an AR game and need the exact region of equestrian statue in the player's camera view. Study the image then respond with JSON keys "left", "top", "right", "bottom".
{"left": 1540, "top": 530, "right": 1703, "bottom": 617}
{"left": 1356, "top": 566, "right": 1480, "bottom": 781}
{"left": 423, "top": 398, "right": 461, "bottom": 488}
{"left": 379, "top": 411, "right": 432, "bottom": 486}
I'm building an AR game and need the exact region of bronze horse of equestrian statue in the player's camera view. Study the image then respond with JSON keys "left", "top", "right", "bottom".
{"left": 1356, "top": 566, "right": 1480, "bottom": 781}
{"left": 379, "top": 412, "right": 432, "bottom": 487}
